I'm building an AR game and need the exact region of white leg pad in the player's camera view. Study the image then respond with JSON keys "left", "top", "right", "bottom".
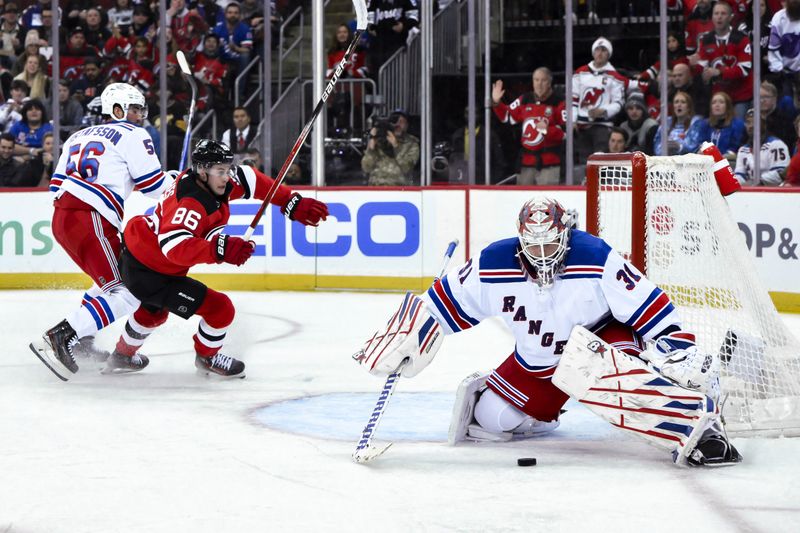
{"left": 448, "top": 373, "right": 561, "bottom": 445}
{"left": 447, "top": 371, "right": 490, "bottom": 445}
{"left": 554, "top": 326, "right": 721, "bottom": 465}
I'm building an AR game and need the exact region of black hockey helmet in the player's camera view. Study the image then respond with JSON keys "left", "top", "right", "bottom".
{"left": 192, "top": 139, "right": 234, "bottom": 169}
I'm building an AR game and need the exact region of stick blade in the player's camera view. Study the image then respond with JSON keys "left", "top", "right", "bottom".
{"left": 352, "top": 442, "right": 393, "bottom": 464}
{"left": 176, "top": 50, "right": 192, "bottom": 76}
{"left": 353, "top": 0, "right": 368, "bottom": 30}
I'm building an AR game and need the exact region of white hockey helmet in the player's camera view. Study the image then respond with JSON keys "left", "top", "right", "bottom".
{"left": 100, "top": 82, "right": 147, "bottom": 120}
{"left": 516, "top": 196, "right": 572, "bottom": 287}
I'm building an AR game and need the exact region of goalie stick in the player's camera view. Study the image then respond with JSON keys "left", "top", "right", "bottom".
{"left": 243, "top": 0, "right": 368, "bottom": 240}
{"left": 176, "top": 50, "right": 198, "bottom": 170}
{"left": 352, "top": 239, "right": 459, "bottom": 464}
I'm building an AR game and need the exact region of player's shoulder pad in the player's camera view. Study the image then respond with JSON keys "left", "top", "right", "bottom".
{"left": 234, "top": 165, "right": 257, "bottom": 199}
{"left": 108, "top": 120, "right": 142, "bottom": 135}
{"left": 563, "top": 230, "right": 612, "bottom": 268}
{"left": 176, "top": 173, "right": 225, "bottom": 215}
{"left": 478, "top": 237, "right": 527, "bottom": 283}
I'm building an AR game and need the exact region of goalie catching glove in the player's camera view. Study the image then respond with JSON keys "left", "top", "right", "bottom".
{"left": 352, "top": 292, "right": 444, "bottom": 377}
{"left": 641, "top": 332, "right": 720, "bottom": 400}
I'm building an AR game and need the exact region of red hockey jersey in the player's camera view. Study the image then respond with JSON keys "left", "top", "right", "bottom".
{"left": 326, "top": 49, "right": 368, "bottom": 78}
{"left": 493, "top": 92, "right": 565, "bottom": 168}
{"left": 124, "top": 166, "right": 293, "bottom": 277}
{"left": 696, "top": 29, "right": 753, "bottom": 103}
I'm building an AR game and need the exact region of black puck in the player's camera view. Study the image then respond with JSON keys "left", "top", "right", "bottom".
{"left": 517, "top": 457, "right": 537, "bottom": 467}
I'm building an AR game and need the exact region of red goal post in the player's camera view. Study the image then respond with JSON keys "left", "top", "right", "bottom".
{"left": 586, "top": 151, "right": 648, "bottom": 273}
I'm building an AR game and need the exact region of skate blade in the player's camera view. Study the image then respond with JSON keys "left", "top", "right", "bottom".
{"left": 99, "top": 366, "right": 145, "bottom": 376}
{"left": 195, "top": 368, "right": 246, "bottom": 380}
{"left": 352, "top": 442, "right": 393, "bottom": 464}
{"left": 28, "top": 341, "right": 72, "bottom": 382}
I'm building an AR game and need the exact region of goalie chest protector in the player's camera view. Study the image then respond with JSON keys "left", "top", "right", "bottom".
{"left": 423, "top": 231, "right": 681, "bottom": 375}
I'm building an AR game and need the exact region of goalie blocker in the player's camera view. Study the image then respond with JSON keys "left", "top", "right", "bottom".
{"left": 352, "top": 292, "right": 444, "bottom": 377}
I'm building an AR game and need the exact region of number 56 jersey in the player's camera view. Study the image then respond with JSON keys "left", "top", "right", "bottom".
{"left": 421, "top": 230, "right": 685, "bottom": 376}
{"left": 50, "top": 120, "right": 168, "bottom": 229}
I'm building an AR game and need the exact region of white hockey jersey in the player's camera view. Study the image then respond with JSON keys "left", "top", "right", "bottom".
{"left": 421, "top": 231, "right": 683, "bottom": 377}
{"left": 571, "top": 62, "right": 627, "bottom": 126}
{"left": 733, "top": 136, "right": 789, "bottom": 186}
{"left": 768, "top": 9, "right": 800, "bottom": 74}
{"left": 50, "top": 120, "right": 168, "bottom": 229}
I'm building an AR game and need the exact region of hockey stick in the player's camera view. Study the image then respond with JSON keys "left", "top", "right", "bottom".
{"left": 243, "top": 0, "right": 368, "bottom": 240}
{"left": 352, "top": 239, "right": 460, "bottom": 464}
{"left": 176, "top": 50, "right": 198, "bottom": 170}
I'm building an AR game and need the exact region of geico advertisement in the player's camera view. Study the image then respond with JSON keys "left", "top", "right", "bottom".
{"left": 0, "top": 190, "right": 440, "bottom": 278}
{"left": 0, "top": 189, "right": 797, "bottom": 293}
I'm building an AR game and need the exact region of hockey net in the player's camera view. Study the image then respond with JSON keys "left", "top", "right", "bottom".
{"left": 586, "top": 152, "right": 800, "bottom": 437}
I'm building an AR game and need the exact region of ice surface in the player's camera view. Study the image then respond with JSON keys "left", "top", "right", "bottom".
{"left": 2, "top": 290, "right": 799, "bottom": 532}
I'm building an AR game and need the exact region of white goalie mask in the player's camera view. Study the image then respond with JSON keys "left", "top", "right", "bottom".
{"left": 100, "top": 82, "right": 148, "bottom": 120}
{"left": 516, "top": 197, "right": 572, "bottom": 288}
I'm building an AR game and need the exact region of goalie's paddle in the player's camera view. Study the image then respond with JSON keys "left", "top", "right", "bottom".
{"left": 352, "top": 239, "right": 459, "bottom": 464}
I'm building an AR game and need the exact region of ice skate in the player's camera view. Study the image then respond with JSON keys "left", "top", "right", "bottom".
{"left": 195, "top": 353, "right": 245, "bottom": 379}
{"left": 686, "top": 425, "right": 742, "bottom": 467}
{"left": 28, "top": 319, "right": 80, "bottom": 381}
{"left": 73, "top": 336, "right": 111, "bottom": 363}
{"left": 101, "top": 351, "right": 150, "bottom": 375}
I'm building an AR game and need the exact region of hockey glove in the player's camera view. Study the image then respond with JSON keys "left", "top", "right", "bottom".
{"left": 282, "top": 193, "right": 329, "bottom": 226}
{"left": 215, "top": 234, "right": 255, "bottom": 266}
{"left": 643, "top": 333, "right": 720, "bottom": 400}
{"left": 352, "top": 292, "right": 444, "bottom": 378}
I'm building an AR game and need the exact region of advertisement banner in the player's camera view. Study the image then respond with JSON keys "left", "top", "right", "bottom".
{"left": 0, "top": 188, "right": 797, "bottom": 309}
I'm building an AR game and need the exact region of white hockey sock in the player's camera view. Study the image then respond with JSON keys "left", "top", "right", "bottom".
{"left": 67, "top": 286, "right": 140, "bottom": 339}
{"left": 82, "top": 285, "right": 104, "bottom": 301}
{"left": 195, "top": 319, "right": 228, "bottom": 354}
{"left": 474, "top": 388, "right": 529, "bottom": 433}
{"left": 119, "top": 313, "right": 159, "bottom": 352}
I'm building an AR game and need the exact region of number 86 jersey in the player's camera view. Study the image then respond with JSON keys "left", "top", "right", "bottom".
{"left": 50, "top": 121, "right": 168, "bottom": 229}
{"left": 123, "top": 165, "right": 293, "bottom": 277}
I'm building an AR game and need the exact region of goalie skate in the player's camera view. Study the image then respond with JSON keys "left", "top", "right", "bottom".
{"left": 686, "top": 424, "right": 742, "bottom": 466}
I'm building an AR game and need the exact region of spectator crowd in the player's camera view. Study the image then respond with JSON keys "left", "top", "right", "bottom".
{"left": 1, "top": 0, "right": 799, "bottom": 188}
{"left": 487, "top": 0, "right": 800, "bottom": 187}
{"left": 0, "top": 0, "right": 297, "bottom": 187}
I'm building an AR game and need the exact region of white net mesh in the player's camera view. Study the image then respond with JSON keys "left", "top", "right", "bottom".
{"left": 592, "top": 153, "right": 800, "bottom": 436}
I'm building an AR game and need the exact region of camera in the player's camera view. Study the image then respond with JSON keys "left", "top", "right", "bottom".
{"left": 431, "top": 141, "right": 453, "bottom": 182}
{"left": 370, "top": 116, "right": 395, "bottom": 157}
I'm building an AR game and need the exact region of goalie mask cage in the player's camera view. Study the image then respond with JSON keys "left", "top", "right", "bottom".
{"left": 586, "top": 152, "right": 800, "bottom": 437}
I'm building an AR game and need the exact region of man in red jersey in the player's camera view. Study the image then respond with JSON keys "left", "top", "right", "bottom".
{"left": 492, "top": 67, "right": 565, "bottom": 186}
{"left": 115, "top": 139, "right": 328, "bottom": 378}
